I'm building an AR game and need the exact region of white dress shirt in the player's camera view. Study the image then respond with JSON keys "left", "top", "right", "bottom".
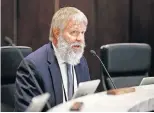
{"left": 52, "top": 44, "right": 77, "bottom": 102}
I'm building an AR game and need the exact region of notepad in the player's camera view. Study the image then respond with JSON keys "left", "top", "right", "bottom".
{"left": 72, "top": 79, "right": 100, "bottom": 99}
{"left": 140, "top": 77, "right": 154, "bottom": 85}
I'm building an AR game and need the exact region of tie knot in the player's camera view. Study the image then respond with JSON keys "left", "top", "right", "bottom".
{"left": 66, "top": 63, "right": 72, "bottom": 69}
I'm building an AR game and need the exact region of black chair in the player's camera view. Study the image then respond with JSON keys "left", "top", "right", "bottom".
{"left": 100, "top": 43, "right": 151, "bottom": 90}
{"left": 1, "top": 46, "right": 32, "bottom": 112}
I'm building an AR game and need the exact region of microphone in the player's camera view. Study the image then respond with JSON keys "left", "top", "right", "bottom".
{"left": 4, "top": 36, "right": 51, "bottom": 110}
{"left": 90, "top": 50, "right": 117, "bottom": 89}
{"left": 4, "top": 36, "right": 14, "bottom": 45}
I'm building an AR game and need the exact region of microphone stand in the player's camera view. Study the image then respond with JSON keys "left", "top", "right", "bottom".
{"left": 90, "top": 50, "right": 117, "bottom": 89}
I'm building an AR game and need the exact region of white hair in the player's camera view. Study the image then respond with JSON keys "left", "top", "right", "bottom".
{"left": 49, "top": 7, "right": 88, "bottom": 41}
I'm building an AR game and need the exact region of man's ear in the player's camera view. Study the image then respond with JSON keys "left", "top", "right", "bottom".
{"left": 52, "top": 28, "right": 60, "bottom": 46}
{"left": 52, "top": 28, "right": 60, "bottom": 39}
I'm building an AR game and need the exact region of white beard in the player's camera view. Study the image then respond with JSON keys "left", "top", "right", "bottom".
{"left": 54, "top": 36, "right": 85, "bottom": 65}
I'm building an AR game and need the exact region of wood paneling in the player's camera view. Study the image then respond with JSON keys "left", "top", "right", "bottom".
{"left": 1, "top": 0, "right": 15, "bottom": 45}
{"left": 131, "top": 0, "right": 154, "bottom": 76}
{"left": 96, "top": 0, "right": 129, "bottom": 46}
{"left": 17, "top": 0, "right": 54, "bottom": 50}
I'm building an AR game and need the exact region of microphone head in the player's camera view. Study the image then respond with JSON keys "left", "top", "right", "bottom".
{"left": 4, "top": 36, "right": 13, "bottom": 45}
{"left": 90, "top": 50, "right": 96, "bottom": 55}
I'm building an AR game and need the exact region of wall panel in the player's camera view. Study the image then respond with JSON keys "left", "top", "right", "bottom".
{"left": 1, "top": 0, "right": 15, "bottom": 45}
{"left": 131, "top": 0, "right": 154, "bottom": 76}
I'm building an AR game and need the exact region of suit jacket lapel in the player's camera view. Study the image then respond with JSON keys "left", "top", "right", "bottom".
{"left": 47, "top": 43, "right": 63, "bottom": 105}
{"left": 75, "top": 63, "right": 85, "bottom": 85}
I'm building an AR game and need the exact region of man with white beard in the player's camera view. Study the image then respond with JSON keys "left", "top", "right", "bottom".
{"left": 14, "top": 7, "right": 91, "bottom": 112}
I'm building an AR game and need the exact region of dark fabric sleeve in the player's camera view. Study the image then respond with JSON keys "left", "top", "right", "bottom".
{"left": 14, "top": 59, "right": 45, "bottom": 112}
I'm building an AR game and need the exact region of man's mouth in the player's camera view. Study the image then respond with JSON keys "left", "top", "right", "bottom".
{"left": 72, "top": 45, "right": 82, "bottom": 49}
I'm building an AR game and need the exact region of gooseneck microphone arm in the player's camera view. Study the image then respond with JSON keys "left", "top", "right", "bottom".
{"left": 4, "top": 36, "right": 51, "bottom": 109}
{"left": 90, "top": 50, "right": 117, "bottom": 89}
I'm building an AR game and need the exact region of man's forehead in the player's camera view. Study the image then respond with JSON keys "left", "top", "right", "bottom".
{"left": 64, "top": 19, "right": 87, "bottom": 31}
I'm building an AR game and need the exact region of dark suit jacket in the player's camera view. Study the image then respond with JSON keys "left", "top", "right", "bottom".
{"left": 14, "top": 42, "right": 90, "bottom": 112}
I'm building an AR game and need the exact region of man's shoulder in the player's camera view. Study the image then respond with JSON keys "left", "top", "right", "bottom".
{"left": 25, "top": 43, "right": 53, "bottom": 63}
{"left": 26, "top": 44, "right": 48, "bottom": 58}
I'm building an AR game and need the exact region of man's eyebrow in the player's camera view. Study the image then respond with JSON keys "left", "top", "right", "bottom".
{"left": 69, "top": 28, "right": 79, "bottom": 31}
{"left": 70, "top": 28, "right": 86, "bottom": 31}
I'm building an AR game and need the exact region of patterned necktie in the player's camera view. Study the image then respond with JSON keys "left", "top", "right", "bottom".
{"left": 66, "top": 63, "right": 74, "bottom": 100}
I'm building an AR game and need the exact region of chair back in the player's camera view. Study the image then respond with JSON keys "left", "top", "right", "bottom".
{"left": 1, "top": 46, "right": 32, "bottom": 111}
{"left": 100, "top": 43, "right": 151, "bottom": 89}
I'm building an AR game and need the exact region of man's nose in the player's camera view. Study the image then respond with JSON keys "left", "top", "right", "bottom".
{"left": 76, "top": 33, "right": 83, "bottom": 42}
